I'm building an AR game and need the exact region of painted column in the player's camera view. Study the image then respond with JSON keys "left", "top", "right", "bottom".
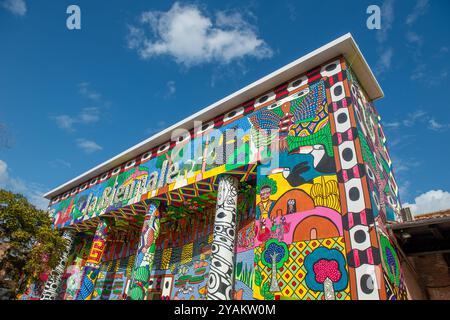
{"left": 76, "top": 218, "right": 110, "bottom": 300}
{"left": 126, "top": 201, "right": 161, "bottom": 300}
{"left": 41, "top": 229, "right": 76, "bottom": 300}
{"left": 325, "top": 61, "right": 386, "bottom": 300}
{"left": 207, "top": 175, "right": 239, "bottom": 300}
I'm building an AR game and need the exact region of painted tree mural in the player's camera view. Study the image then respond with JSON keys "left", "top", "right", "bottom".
{"left": 261, "top": 239, "right": 288, "bottom": 292}
{"left": 304, "top": 247, "right": 348, "bottom": 300}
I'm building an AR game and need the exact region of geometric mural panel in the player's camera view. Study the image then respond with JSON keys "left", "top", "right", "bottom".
{"left": 255, "top": 237, "right": 350, "bottom": 300}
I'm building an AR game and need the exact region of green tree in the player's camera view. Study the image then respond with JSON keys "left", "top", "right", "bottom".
{"left": 0, "top": 189, "right": 65, "bottom": 299}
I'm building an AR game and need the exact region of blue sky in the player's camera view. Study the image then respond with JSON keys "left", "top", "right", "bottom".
{"left": 1, "top": 0, "right": 449, "bottom": 215}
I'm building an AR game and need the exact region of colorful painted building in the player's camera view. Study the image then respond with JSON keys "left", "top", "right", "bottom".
{"left": 38, "top": 34, "right": 409, "bottom": 301}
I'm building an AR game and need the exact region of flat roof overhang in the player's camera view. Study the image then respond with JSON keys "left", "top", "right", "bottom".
{"left": 388, "top": 217, "right": 450, "bottom": 255}
{"left": 44, "top": 32, "right": 383, "bottom": 200}
{"left": 65, "top": 164, "right": 256, "bottom": 231}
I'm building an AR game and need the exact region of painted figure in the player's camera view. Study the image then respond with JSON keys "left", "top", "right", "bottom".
{"left": 256, "top": 177, "right": 277, "bottom": 221}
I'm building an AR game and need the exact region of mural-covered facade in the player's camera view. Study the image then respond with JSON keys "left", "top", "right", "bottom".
{"left": 30, "top": 37, "right": 409, "bottom": 300}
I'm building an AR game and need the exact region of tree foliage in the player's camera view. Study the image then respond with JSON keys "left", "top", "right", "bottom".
{"left": 261, "top": 239, "right": 288, "bottom": 268}
{"left": 256, "top": 177, "right": 277, "bottom": 195}
{"left": 0, "top": 189, "right": 65, "bottom": 298}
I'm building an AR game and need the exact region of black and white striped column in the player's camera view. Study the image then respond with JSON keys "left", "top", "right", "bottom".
{"left": 41, "top": 229, "right": 76, "bottom": 300}
{"left": 207, "top": 175, "right": 239, "bottom": 300}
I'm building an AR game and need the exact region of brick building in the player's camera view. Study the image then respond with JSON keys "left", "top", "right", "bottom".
{"left": 391, "top": 209, "right": 450, "bottom": 300}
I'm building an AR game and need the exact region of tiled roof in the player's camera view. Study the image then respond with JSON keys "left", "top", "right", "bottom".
{"left": 388, "top": 208, "right": 450, "bottom": 230}
{"left": 413, "top": 209, "right": 450, "bottom": 221}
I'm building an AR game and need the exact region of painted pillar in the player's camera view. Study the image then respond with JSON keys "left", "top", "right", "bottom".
{"left": 41, "top": 229, "right": 76, "bottom": 300}
{"left": 207, "top": 175, "right": 239, "bottom": 300}
{"left": 126, "top": 201, "right": 161, "bottom": 300}
{"left": 325, "top": 59, "right": 386, "bottom": 299}
{"left": 76, "top": 218, "right": 110, "bottom": 300}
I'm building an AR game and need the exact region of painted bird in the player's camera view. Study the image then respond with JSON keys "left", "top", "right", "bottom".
{"left": 289, "top": 144, "right": 335, "bottom": 174}
{"left": 270, "top": 162, "right": 312, "bottom": 187}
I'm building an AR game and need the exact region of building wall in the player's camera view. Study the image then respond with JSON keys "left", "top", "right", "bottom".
{"left": 409, "top": 254, "right": 450, "bottom": 300}
{"left": 90, "top": 230, "right": 139, "bottom": 300}
{"left": 250, "top": 64, "right": 350, "bottom": 300}
{"left": 234, "top": 190, "right": 257, "bottom": 300}
{"left": 148, "top": 207, "right": 215, "bottom": 300}
{"left": 57, "top": 230, "right": 139, "bottom": 300}
{"left": 47, "top": 89, "right": 268, "bottom": 229}
{"left": 346, "top": 69, "right": 401, "bottom": 223}
{"left": 46, "top": 56, "right": 409, "bottom": 300}
{"left": 346, "top": 67, "right": 408, "bottom": 299}
{"left": 401, "top": 258, "right": 427, "bottom": 300}
{"left": 59, "top": 235, "right": 92, "bottom": 300}
{"left": 247, "top": 57, "right": 407, "bottom": 300}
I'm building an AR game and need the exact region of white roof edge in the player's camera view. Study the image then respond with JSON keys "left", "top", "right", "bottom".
{"left": 44, "top": 33, "right": 383, "bottom": 199}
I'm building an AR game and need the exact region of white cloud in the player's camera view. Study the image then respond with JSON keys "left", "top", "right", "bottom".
{"left": 79, "top": 107, "right": 100, "bottom": 124}
{"left": 78, "top": 82, "right": 102, "bottom": 101}
{"left": 399, "top": 180, "right": 411, "bottom": 199}
{"left": 23, "top": 186, "right": 50, "bottom": 211}
{"left": 403, "top": 109, "right": 427, "bottom": 127}
{"left": 52, "top": 107, "right": 101, "bottom": 132}
{"left": 410, "top": 63, "right": 449, "bottom": 86}
{"left": 394, "top": 163, "right": 409, "bottom": 174}
{"left": 51, "top": 83, "right": 105, "bottom": 132}
{"left": 52, "top": 115, "right": 76, "bottom": 132}
{"left": 0, "top": 159, "right": 49, "bottom": 210}
{"left": 392, "top": 157, "right": 421, "bottom": 200}
{"left": 383, "top": 121, "right": 401, "bottom": 129}
{"left": 0, "top": 159, "right": 8, "bottom": 184}
{"left": 127, "top": 2, "right": 273, "bottom": 67}
{"left": 146, "top": 120, "right": 167, "bottom": 135}
{"left": 48, "top": 158, "right": 71, "bottom": 169}
{"left": 166, "top": 80, "right": 176, "bottom": 98}
{"left": 375, "top": 47, "right": 394, "bottom": 74}
{"left": 410, "top": 63, "right": 426, "bottom": 81}
{"left": 76, "top": 138, "right": 102, "bottom": 154}
{"left": 376, "top": 0, "right": 395, "bottom": 44}
{"left": 1, "top": 0, "right": 26, "bottom": 16}
{"left": 404, "top": 190, "right": 450, "bottom": 216}
{"left": 286, "top": 2, "right": 297, "bottom": 22}
{"left": 405, "top": 31, "right": 423, "bottom": 46}
{"left": 388, "top": 134, "right": 416, "bottom": 149}
{"left": 374, "top": 0, "right": 395, "bottom": 75}
{"left": 393, "top": 157, "right": 421, "bottom": 174}
{"left": 406, "top": 0, "right": 429, "bottom": 26}
{"left": 0, "top": 122, "right": 14, "bottom": 149}
{"left": 385, "top": 110, "right": 450, "bottom": 132}
{"left": 428, "top": 118, "right": 449, "bottom": 131}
